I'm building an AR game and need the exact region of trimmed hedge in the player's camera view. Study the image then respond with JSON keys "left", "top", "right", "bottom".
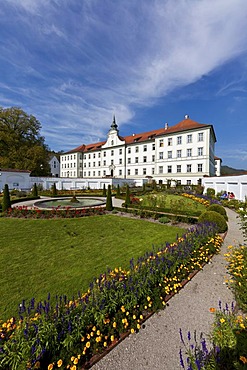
{"left": 198, "top": 210, "right": 228, "bottom": 233}
{"left": 207, "top": 204, "right": 228, "bottom": 221}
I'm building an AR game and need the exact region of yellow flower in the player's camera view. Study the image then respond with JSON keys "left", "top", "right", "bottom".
{"left": 131, "top": 328, "right": 135, "bottom": 334}
{"left": 220, "top": 318, "right": 225, "bottom": 324}
{"left": 133, "top": 315, "right": 136, "bottom": 320}
{"left": 137, "top": 323, "right": 141, "bottom": 330}
{"left": 103, "top": 341, "right": 107, "bottom": 347}
{"left": 110, "top": 335, "right": 114, "bottom": 342}
{"left": 71, "top": 366, "right": 77, "bottom": 370}
{"left": 86, "top": 341, "right": 90, "bottom": 348}
{"left": 240, "top": 356, "right": 247, "bottom": 364}
{"left": 147, "top": 296, "right": 151, "bottom": 302}
{"left": 34, "top": 362, "right": 41, "bottom": 369}
{"left": 48, "top": 365, "right": 54, "bottom": 370}
{"left": 73, "top": 358, "right": 78, "bottom": 365}
{"left": 57, "top": 359, "right": 63, "bottom": 368}
{"left": 113, "top": 321, "right": 117, "bottom": 328}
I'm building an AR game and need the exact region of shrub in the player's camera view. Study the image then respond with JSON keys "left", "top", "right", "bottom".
{"left": 51, "top": 182, "right": 57, "bottom": 196}
{"left": 198, "top": 210, "right": 228, "bottom": 233}
{"left": 207, "top": 204, "right": 228, "bottom": 220}
{"left": 2, "top": 184, "right": 11, "bottom": 212}
{"left": 102, "top": 184, "right": 106, "bottom": 197}
{"left": 158, "top": 216, "right": 170, "bottom": 224}
{"left": 206, "top": 187, "right": 215, "bottom": 197}
{"left": 125, "top": 184, "right": 131, "bottom": 206}
{"left": 106, "top": 185, "right": 113, "bottom": 211}
{"left": 32, "top": 183, "right": 38, "bottom": 197}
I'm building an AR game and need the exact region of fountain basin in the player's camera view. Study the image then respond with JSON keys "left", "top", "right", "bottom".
{"left": 34, "top": 197, "right": 106, "bottom": 210}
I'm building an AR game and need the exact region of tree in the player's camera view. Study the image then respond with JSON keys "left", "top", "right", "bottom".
{"left": 0, "top": 107, "right": 50, "bottom": 175}
{"left": 116, "top": 184, "right": 121, "bottom": 196}
{"left": 51, "top": 183, "right": 57, "bottom": 196}
{"left": 125, "top": 184, "right": 131, "bottom": 206}
{"left": 2, "top": 184, "right": 11, "bottom": 212}
{"left": 32, "top": 183, "right": 38, "bottom": 197}
{"left": 106, "top": 185, "right": 113, "bottom": 211}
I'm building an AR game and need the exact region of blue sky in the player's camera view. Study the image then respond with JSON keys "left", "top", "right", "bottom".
{"left": 1, "top": 0, "right": 247, "bottom": 169}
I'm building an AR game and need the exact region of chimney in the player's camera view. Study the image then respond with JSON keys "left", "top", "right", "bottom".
{"left": 184, "top": 114, "right": 189, "bottom": 119}
{"left": 164, "top": 122, "right": 168, "bottom": 130}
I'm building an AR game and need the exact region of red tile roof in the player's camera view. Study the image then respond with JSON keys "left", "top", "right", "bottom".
{"left": 65, "top": 117, "right": 215, "bottom": 154}
{"left": 0, "top": 168, "right": 31, "bottom": 173}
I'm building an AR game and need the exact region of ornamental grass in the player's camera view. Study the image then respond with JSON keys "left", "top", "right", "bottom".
{"left": 0, "top": 222, "right": 223, "bottom": 370}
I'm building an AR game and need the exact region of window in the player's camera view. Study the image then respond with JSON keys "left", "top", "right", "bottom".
{"left": 159, "top": 139, "right": 164, "bottom": 147}
{"left": 198, "top": 147, "right": 203, "bottom": 156}
{"left": 143, "top": 156, "right": 147, "bottom": 163}
{"left": 98, "top": 161, "right": 101, "bottom": 166}
{"left": 128, "top": 158, "right": 131, "bottom": 164}
{"left": 198, "top": 164, "right": 203, "bottom": 172}
{"left": 152, "top": 168, "right": 155, "bottom": 175}
{"left": 80, "top": 163, "right": 82, "bottom": 167}
{"left": 119, "top": 148, "right": 122, "bottom": 155}
{"left": 187, "top": 180, "right": 191, "bottom": 185}
{"left": 103, "top": 170, "right": 106, "bottom": 176}
{"left": 177, "top": 150, "right": 182, "bottom": 158}
{"left": 98, "top": 171, "right": 101, "bottom": 176}
{"left": 84, "top": 154, "right": 86, "bottom": 159}
{"left": 71, "top": 155, "right": 72, "bottom": 160}
{"left": 187, "top": 149, "right": 192, "bottom": 157}
{"left": 103, "top": 151, "right": 106, "bottom": 157}
{"left": 187, "top": 134, "right": 192, "bottom": 143}
{"left": 119, "top": 169, "right": 122, "bottom": 175}
{"left": 177, "top": 165, "right": 181, "bottom": 173}
{"left": 84, "top": 172, "right": 86, "bottom": 176}
{"left": 143, "top": 168, "right": 147, "bottom": 175}
{"left": 98, "top": 153, "right": 101, "bottom": 158}
{"left": 93, "top": 153, "right": 95, "bottom": 158}
{"left": 119, "top": 158, "right": 122, "bottom": 164}
{"left": 83, "top": 163, "right": 86, "bottom": 167}
{"left": 135, "top": 157, "right": 138, "bottom": 163}
{"left": 159, "top": 166, "right": 163, "bottom": 174}
{"left": 111, "top": 159, "right": 114, "bottom": 165}
{"left": 135, "top": 146, "right": 139, "bottom": 153}
{"left": 111, "top": 140, "right": 114, "bottom": 146}
{"left": 111, "top": 150, "right": 114, "bottom": 156}
{"left": 177, "top": 180, "right": 181, "bottom": 185}
{"left": 198, "top": 132, "right": 204, "bottom": 142}
{"left": 93, "top": 162, "right": 95, "bottom": 167}
{"left": 74, "top": 163, "right": 76, "bottom": 167}
{"left": 168, "top": 138, "right": 172, "bottom": 146}
{"left": 152, "top": 155, "right": 155, "bottom": 161}
{"left": 159, "top": 152, "right": 163, "bottom": 160}
{"left": 167, "top": 165, "right": 172, "bottom": 173}
{"left": 127, "top": 169, "right": 131, "bottom": 175}
{"left": 143, "top": 145, "right": 147, "bottom": 152}
{"left": 168, "top": 151, "right": 172, "bottom": 159}
{"left": 177, "top": 136, "right": 182, "bottom": 145}
{"left": 135, "top": 168, "right": 138, "bottom": 175}
{"left": 187, "top": 164, "right": 192, "bottom": 173}
{"left": 152, "top": 143, "right": 155, "bottom": 150}
{"left": 88, "top": 163, "right": 91, "bottom": 167}
{"left": 88, "top": 171, "right": 90, "bottom": 176}
{"left": 88, "top": 154, "right": 91, "bottom": 159}
{"left": 103, "top": 160, "right": 106, "bottom": 166}
{"left": 128, "top": 147, "right": 131, "bottom": 154}
{"left": 93, "top": 171, "right": 95, "bottom": 176}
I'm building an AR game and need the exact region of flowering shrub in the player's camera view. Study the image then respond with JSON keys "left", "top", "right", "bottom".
{"left": 0, "top": 223, "right": 222, "bottom": 370}
{"left": 3, "top": 206, "right": 105, "bottom": 219}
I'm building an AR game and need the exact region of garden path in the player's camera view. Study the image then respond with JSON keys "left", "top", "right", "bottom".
{"left": 91, "top": 208, "right": 245, "bottom": 370}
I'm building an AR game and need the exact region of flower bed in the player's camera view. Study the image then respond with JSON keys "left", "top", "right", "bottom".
{"left": 2, "top": 206, "right": 105, "bottom": 219}
{"left": 0, "top": 223, "right": 223, "bottom": 370}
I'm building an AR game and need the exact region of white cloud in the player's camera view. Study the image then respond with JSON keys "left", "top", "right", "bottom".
{"left": 1, "top": 0, "right": 247, "bottom": 151}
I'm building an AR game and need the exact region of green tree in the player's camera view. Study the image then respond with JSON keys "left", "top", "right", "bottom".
{"left": 51, "top": 183, "right": 57, "bottom": 196}
{"left": 106, "top": 185, "right": 113, "bottom": 211}
{"left": 0, "top": 107, "right": 50, "bottom": 175}
{"left": 125, "top": 184, "right": 131, "bottom": 206}
{"left": 116, "top": 184, "right": 121, "bottom": 196}
{"left": 32, "top": 183, "right": 38, "bottom": 197}
{"left": 2, "top": 184, "right": 11, "bottom": 212}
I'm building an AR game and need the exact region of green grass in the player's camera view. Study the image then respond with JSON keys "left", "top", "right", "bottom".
{"left": 138, "top": 193, "right": 206, "bottom": 215}
{"left": 0, "top": 215, "right": 185, "bottom": 320}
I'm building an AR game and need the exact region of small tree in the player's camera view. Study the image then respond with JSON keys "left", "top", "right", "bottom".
{"left": 106, "top": 185, "right": 113, "bottom": 211}
{"left": 2, "top": 184, "right": 11, "bottom": 212}
{"left": 116, "top": 184, "right": 121, "bottom": 196}
{"left": 51, "top": 182, "right": 57, "bottom": 196}
{"left": 32, "top": 183, "right": 38, "bottom": 197}
{"left": 102, "top": 184, "right": 107, "bottom": 197}
{"left": 125, "top": 184, "right": 131, "bottom": 206}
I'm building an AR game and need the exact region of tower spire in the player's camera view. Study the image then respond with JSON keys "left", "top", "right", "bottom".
{"left": 110, "top": 115, "right": 118, "bottom": 130}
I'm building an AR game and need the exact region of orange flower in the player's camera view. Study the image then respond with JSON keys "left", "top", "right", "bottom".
{"left": 209, "top": 307, "right": 216, "bottom": 313}
{"left": 57, "top": 359, "right": 63, "bottom": 368}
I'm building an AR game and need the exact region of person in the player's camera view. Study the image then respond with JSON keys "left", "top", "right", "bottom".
{"left": 229, "top": 192, "right": 235, "bottom": 199}
{"left": 220, "top": 191, "right": 228, "bottom": 200}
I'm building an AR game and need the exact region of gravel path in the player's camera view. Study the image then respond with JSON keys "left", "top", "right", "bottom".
{"left": 91, "top": 208, "right": 245, "bottom": 370}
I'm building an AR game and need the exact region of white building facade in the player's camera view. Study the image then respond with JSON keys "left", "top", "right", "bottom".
{"left": 49, "top": 155, "right": 60, "bottom": 177}
{"left": 60, "top": 115, "right": 219, "bottom": 186}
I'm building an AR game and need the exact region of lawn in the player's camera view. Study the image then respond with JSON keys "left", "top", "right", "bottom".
{"left": 0, "top": 214, "right": 185, "bottom": 320}
{"left": 137, "top": 193, "right": 206, "bottom": 215}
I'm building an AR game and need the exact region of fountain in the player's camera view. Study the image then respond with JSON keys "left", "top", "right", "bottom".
{"left": 33, "top": 196, "right": 106, "bottom": 210}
